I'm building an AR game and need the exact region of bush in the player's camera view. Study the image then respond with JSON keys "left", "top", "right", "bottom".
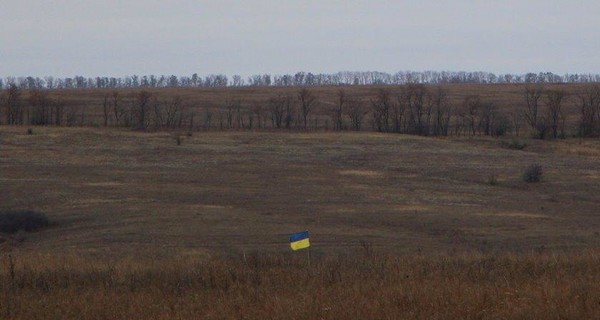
{"left": 502, "top": 139, "right": 527, "bottom": 150}
{"left": 523, "top": 164, "right": 543, "bottom": 183}
{"left": 0, "top": 210, "right": 50, "bottom": 233}
{"left": 487, "top": 174, "right": 499, "bottom": 186}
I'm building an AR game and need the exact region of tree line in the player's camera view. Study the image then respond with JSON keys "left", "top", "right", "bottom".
{"left": 1, "top": 84, "right": 599, "bottom": 138}
{"left": 2, "top": 71, "right": 600, "bottom": 90}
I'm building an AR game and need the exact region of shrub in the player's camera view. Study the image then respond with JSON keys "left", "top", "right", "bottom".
{"left": 488, "top": 174, "right": 499, "bottom": 186}
{"left": 523, "top": 164, "right": 543, "bottom": 183}
{"left": 502, "top": 139, "right": 527, "bottom": 150}
{"left": 0, "top": 210, "right": 50, "bottom": 233}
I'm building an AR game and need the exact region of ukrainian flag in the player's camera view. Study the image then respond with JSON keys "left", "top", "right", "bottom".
{"left": 290, "top": 230, "right": 310, "bottom": 251}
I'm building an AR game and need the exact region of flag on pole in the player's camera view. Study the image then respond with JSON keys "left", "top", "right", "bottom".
{"left": 289, "top": 230, "right": 310, "bottom": 251}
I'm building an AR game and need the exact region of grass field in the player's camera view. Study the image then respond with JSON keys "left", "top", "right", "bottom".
{"left": 1, "top": 125, "right": 600, "bottom": 318}
{"left": 2, "top": 126, "right": 599, "bottom": 255}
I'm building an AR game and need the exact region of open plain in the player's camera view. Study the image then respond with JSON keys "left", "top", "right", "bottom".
{"left": 1, "top": 108, "right": 600, "bottom": 319}
{"left": 2, "top": 126, "right": 599, "bottom": 255}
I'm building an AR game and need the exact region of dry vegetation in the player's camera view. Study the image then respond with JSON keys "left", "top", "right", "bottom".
{"left": 1, "top": 251, "right": 600, "bottom": 319}
{"left": 1, "top": 90, "right": 600, "bottom": 317}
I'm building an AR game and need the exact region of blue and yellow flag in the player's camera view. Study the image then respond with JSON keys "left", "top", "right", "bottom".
{"left": 290, "top": 230, "right": 310, "bottom": 251}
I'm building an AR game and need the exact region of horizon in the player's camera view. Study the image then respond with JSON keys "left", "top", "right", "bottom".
{"left": 2, "top": 69, "right": 600, "bottom": 80}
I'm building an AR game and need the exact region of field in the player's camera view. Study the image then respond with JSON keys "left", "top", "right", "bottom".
{"left": 1, "top": 84, "right": 600, "bottom": 318}
{"left": 2, "top": 126, "right": 599, "bottom": 254}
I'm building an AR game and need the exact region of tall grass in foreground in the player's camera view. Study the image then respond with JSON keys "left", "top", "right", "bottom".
{"left": 1, "top": 251, "right": 599, "bottom": 319}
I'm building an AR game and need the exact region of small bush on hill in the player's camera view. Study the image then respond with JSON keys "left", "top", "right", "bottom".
{"left": 0, "top": 210, "right": 50, "bottom": 233}
{"left": 502, "top": 139, "right": 527, "bottom": 150}
{"left": 523, "top": 164, "right": 543, "bottom": 183}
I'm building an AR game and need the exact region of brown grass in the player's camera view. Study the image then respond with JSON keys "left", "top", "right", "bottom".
{"left": 1, "top": 126, "right": 600, "bottom": 255}
{"left": 1, "top": 250, "right": 600, "bottom": 319}
{"left": 1, "top": 125, "right": 600, "bottom": 318}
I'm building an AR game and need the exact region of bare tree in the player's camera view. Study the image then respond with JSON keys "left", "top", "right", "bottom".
{"left": 29, "top": 89, "right": 52, "bottom": 125}
{"left": 252, "top": 103, "right": 264, "bottom": 129}
{"left": 463, "top": 95, "right": 482, "bottom": 136}
{"left": 224, "top": 99, "right": 236, "bottom": 129}
{"left": 133, "top": 91, "right": 152, "bottom": 130}
{"left": 346, "top": 97, "right": 368, "bottom": 131}
{"left": 524, "top": 85, "right": 544, "bottom": 132}
{"left": 430, "top": 86, "right": 451, "bottom": 136}
{"left": 545, "top": 89, "right": 567, "bottom": 139}
{"left": 577, "top": 85, "right": 600, "bottom": 137}
{"left": 203, "top": 109, "right": 213, "bottom": 130}
{"left": 298, "top": 88, "right": 317, "bottom": 129}
{"left": 333, "top": 89, "right": 346, "bottom": 131}
{"left": 268, "top": 95, "right": 285, "bottom": 129}
{"left": 283, "top": 95, "right": 294, "bottom": 129}
{"left": 111, "top": 91, "right": 123, "bottom": 126}
{"left": 480, "top": 102, "right": 497, "bottom": 136}
{"left": 3, "top": 84, "right": 23, "bottom": 124}
{"left": 403, "top": 84, "right": 429, "bottom": 135}
{"left": 371, "top": 89, "right": 391, "bottom": 132}
{"left": 392, "top": 89, "right": 406, "bottom": 133}
{"left": 510, "top": 111, "right": 522, "bottom": 136}
{"left": 164, "top": 96, "right": 185, "bottom": 128}
{"left": 102, "top": 94, "right": 110, "bottom": 126}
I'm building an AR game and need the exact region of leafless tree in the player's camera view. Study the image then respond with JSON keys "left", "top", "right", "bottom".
{"left": 480, "top": 102, "right": 497, "bottom": 136}
{"left": 252, "top": 103, "right": 264, "bottom": 129}
{"left": 430, "top": 86, "right": 451, "bottom": 136}
{"left": 163, "top": 96, "right": 185, "bottom": 128}
{"left": 524, "top": 85, "right": 544, "bottom": 132}
{"left": 577, "top": 85, "right": 600, "bottom": 137}
{"left": 333, "top": 89, "right": 346, "bottom": 131}
{"left": 298, "top": 88, "right": 317, "bottom": 129}
{"left": 346, "top": 97, "right": 368, "bottom": 131}
{"left": 132, "top": 91, "right": 152, "bottom": 130}
{"left": 3, "top": 84, "right": 23, "bottom": 124}
{"left": 102, "top": 94, "right": 110, "bottom": 126}
{"left": 403, "top": 84, "right": 429, "bottom": 135}
{"left": 53, "top": 97, "right": 64, "bottom": 126}
{"left": 545, "top": 89, "right": 567, "bottom": 139}
{"left": 392, "top": 90, "right": 406, "bottom": 133}
{"left": 29, "top": 89, "right": 52, "bottom": 125}
{"left": 203, "top": 109, "right": 213, "bottom": 130}
{"left": 371, "top": 89, "right": 391, "bottom": 132}
{"left": 224, "top": 99, "right": 236, "bottom": 129}
{"left": 268, "top": 95, "right": 285, "bottom": 129}
{"left": 510, "top": 111, "right": 522, "bottom": 136}
{"left": 463, "top": 95, "right": 482, "bottom": 136}
{"left": 111, "top": 91, "right": 123, "bottom": 126}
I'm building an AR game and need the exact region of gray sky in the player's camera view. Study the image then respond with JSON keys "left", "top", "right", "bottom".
{"left": 1, "top": 0, "right": 599, "bottom": 77}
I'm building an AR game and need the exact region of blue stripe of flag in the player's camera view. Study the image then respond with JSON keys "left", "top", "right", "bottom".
{"left": 290, "top": 230, "right": 309, "bottom": 243}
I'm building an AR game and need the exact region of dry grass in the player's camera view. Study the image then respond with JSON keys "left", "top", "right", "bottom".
{"left": 1, "top": 126, "right": 600, "bottom": 255}
{"left": 1, "top": 250, "right": 600, "bottom": 319}
{"left": 1, "top": 126, "right": 600, "bottom": 318}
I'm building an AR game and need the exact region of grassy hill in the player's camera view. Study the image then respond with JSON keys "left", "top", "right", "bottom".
{"left": 1, "top": 126, "right": 600, "bottom": 319}
{"left": 2, "top": 126, "right": 599, "bottom": 255}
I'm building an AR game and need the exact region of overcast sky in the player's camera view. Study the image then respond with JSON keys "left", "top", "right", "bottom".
{"left": 1, "top": 0, "right": 599, "bottom": 78}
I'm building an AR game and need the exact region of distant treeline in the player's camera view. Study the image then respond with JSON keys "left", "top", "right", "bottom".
{"left": 2, "top": 70, "right": 600, "bottom": 90}
{"left": 2, "top": 83, "right": 600, "bottom": 138}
